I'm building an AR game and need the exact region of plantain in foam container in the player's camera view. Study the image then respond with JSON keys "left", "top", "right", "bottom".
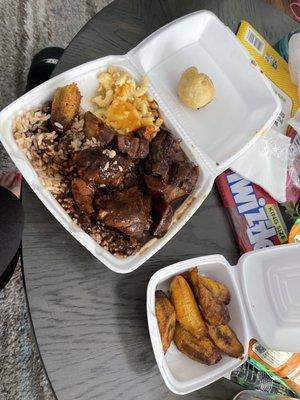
{"left": 198, "top": 274, "right": 231, "bottom": 304}
{"left": 155, "top": 290, "right": 176, "bottom": 353}
{"left": 174, "top": 323, "right": 221, "bottom": 365}
{"left": 207, "top": 324, "right": 244, "bottom": 358}
{"left": 170, "top": 275, "right": 207, "bottom": 339}
{"left": 187, "top": 268, "right": 230, "bottom": 326}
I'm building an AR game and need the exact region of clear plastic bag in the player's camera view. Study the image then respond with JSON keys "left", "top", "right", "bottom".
{"left": 231, "top": 361, "right": 296, "bottom": 398}
{"left": 233, "top": 390, "right": 296, "bottom": 400}
{"left": 286, "top": 114, "right": 300, "bottom": 204}
{"left": 230, "top": 128, "right": 291, "bottom": 203}
{"left": 289, "top": 32, "right": 300, "bottom": 101}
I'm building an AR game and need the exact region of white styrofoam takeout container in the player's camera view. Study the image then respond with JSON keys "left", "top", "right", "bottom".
{"left": 0, "top": 11, "right": 280, "bottom": 273}
{"left": 147, "top": 244, "right": 300, "bottom": 395}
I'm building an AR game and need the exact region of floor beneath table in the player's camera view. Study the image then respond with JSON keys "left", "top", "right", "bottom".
{"left": 266, "top": 0, "right": 296, "bottom": 18}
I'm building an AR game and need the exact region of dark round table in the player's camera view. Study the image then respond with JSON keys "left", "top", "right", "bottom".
{"left": 22, "top": 1, "right": 299, "bottom": 399}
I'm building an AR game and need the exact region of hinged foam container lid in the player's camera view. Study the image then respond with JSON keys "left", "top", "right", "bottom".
{"left": 238, "top": 244, "right": 300, "bottom": 351}
{"left": 147, "top": 244, "right": 300, "bottom": 394}
{"left": 128, "top": 10, "right": 281, "bottom": 173}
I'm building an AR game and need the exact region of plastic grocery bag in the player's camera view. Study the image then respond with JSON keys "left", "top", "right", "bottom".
{"left": 233, "top": 390, "right": 296, "bottom": 400}
{"left": 230, "top": 128, "right": 291, "bottom": 203}
{"left": 287, "top": 112, "right": 300, "bottom": 201}
{"left": 289, "top": 32, "right": 300, "bottom": 101}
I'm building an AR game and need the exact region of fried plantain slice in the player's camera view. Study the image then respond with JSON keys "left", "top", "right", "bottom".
{"left": 207, "top": 324, "right": 244, "bottom": 358}
{"left": 174, "top": 323, "right": 221, "bottom": 365}
{"left": 170, "top": 275, "right": 207, "bottom": 338}
{"left": 180, "top": 271, "right": 189, "bottom": 281}
{"left": 188, "top": 268, "right": 230, "bottom": 326}
{"left": 155, "top": 290, "right": 176, "bottom": 353}
{"left": 51, "top": 83, "right": 81, "bottom": 130}
{"left": 199, "top": 274, "right": 231, "bottom": 304}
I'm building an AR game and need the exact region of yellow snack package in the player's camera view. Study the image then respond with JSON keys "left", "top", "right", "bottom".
{"left": 237, "top": 21, "right": 299, "bottom": 127}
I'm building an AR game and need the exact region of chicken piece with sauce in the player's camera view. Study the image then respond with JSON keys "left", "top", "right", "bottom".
{"left": 83, "top": 111, "right": 115, "bottom": 145}
{"left": 144, "top": 130, "right": 199, "bottom": 203}
{"left": 97, "top": 186, "right": 152, "bottom": 237}
{"left": 76, "top": 147, "right": 137, "bottom": 189}
{"left": 71, "top": 178, "right": 94, "bottom": 215}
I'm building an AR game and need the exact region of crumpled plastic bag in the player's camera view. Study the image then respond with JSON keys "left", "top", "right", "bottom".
{"left": 230, "top": 128, "right": 291, "bottom": 203}
{"left": 289, "top": 32, "right": 300, "bottom": 100}
{"left": 287, "top": 111, "right": 300, "bottom": 201}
